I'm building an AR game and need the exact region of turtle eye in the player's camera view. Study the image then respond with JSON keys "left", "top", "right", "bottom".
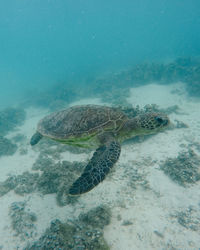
{"left": 155, "top": 116, "right": 163, "bottom": 124}
{"left": 155, "top": 116, "right": 169, "bottom": 126}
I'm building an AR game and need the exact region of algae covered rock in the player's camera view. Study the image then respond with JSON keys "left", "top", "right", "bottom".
{"left": 32, "top": 153, "right": 55, "bottom": 171}
{"left": 160, "top": 149, "right": 200, "bottom": 186}
{"left": 79, "top": 205, "right": 111, "bottom": 230}
{"left": 36, "top": 159, "right": 84, "bottom": 206}
{"left": 14, "top": 172, "right": 39, "bottom": 195}
{"left": 26, "top": 205, "right": 111, "bottom": 250}
{"left": 0, "top": 136, "right": 17, "bottom": 157}
{"left": 9, "top": 201, "right": 37, "bottom": 240}
{"left": 0, "top": 172, "right": 39, "bottom": 197}
{"left": 0, "top": 175, "right": 19, "bottom": 196}
{"left": 171, "top": 206, "right": 200, "bottom": 232}
{"left": 0, "top": 154, "right": 84, "bottom": 206}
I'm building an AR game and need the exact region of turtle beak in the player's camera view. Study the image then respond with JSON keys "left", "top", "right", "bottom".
{"left": 163, "top": 118, "right": 169, "bottom": 126}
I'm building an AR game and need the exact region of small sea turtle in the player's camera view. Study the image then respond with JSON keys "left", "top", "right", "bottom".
{"left": 30, "top": 105, "right": 169, "bottom": 195}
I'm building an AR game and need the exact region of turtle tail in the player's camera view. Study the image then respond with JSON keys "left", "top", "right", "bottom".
{"left": 30, "top": 132, "right": 43, "bottom": 146}
{"left": 69, "top": 140, "right": 121, "bottom": 195}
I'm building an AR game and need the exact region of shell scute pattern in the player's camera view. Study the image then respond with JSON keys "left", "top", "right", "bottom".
{"left": 38, "top": 105, "right": 126, "bottom": 140}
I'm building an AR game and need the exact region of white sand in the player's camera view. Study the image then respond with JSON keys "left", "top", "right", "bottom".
{"left": 0, "top": 83, "right": 200, "bottom": 249}
{"left": 127, "top": 82, "right": 186, "bottom": 108}
{"left": 69, "top": 97, "right": 107, "bottom": 106}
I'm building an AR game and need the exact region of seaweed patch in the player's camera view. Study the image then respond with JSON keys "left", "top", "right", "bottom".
{"left": 25, "top": 205, "right": 111, "bottom": 250}
{"left": 9, "top": 201, "right": 37, "bottom": 240}
{"left": 160, "top": 149, "right": 200, "bottom": 186}
{"left": 0, "top": 154, "right": 85, "bottom": 205}
{"left": 171, "top": 206, "right": 200, "bottom": 232}
{"left": 0, "top": 136, "right": 17, "bottom": 157}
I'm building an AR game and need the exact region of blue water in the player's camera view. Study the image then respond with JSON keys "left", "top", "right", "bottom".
{"left": 0, "top": 0, "right": 200, "bottom": 107}
{"left": 1, "top": 2, "right": 200, "bottom": 248}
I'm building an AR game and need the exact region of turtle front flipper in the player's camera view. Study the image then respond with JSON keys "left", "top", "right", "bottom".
{"left": 69, "top": 140, "right": 121, "bottom": 195}
{"left": 30, "top": 132, "right": 43, "bottom": 146}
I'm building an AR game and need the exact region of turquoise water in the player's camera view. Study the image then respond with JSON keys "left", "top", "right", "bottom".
{"left": 0, "top": 0, "right": 200, "bottom": 107}
{"left": 1, "top": 1, "right": 200, "bottom": 249}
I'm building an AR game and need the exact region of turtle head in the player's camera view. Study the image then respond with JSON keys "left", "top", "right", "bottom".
{"left": 121, "top": 112, "right": 170, "bottom": 139}
{"left": 137, "top": 112, "right": 170, "bottom": 132}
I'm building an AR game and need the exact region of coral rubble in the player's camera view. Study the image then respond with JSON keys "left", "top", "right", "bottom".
{"left": 0, "top": 136, "right": 17, "bottom": 157}
{"left": 160, "top": 149, "right": 200, "bottom": 186}
{"left": 9, "top": 201, "right": 37, "bottom": 240}
{"left": 25, "top": 206, "right": 111, "bottom": 250}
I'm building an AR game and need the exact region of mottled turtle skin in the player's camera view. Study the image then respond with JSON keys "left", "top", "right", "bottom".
{"left": 30, "top": 105, "right": 170, "bottom": 195}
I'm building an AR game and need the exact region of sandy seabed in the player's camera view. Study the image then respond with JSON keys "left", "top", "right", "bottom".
{"left": 0, "top": 82, "right": 200, "bottom": 250}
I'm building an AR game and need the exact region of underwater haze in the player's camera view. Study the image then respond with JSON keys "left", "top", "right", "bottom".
{"left": 2, "top": 1, "right": 200, "bottom": 249}
{"left": 0, "top": 0, "right": 200, "bottom": 107}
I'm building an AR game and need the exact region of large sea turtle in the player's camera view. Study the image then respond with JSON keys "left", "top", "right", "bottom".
{"left": 30, "top": 105, "right": 170, "bottom": 195}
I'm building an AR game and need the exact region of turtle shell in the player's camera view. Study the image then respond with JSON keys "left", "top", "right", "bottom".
{"left": 37, "top": 105, "right": 127, "bottom": 140}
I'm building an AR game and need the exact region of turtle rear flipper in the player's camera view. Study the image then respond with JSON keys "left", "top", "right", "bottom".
{"left": 30, "top": 132, "right": 43, "bottom": 146}
{"left": 69, "top": 140, "right": 121, "bottom": 195}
